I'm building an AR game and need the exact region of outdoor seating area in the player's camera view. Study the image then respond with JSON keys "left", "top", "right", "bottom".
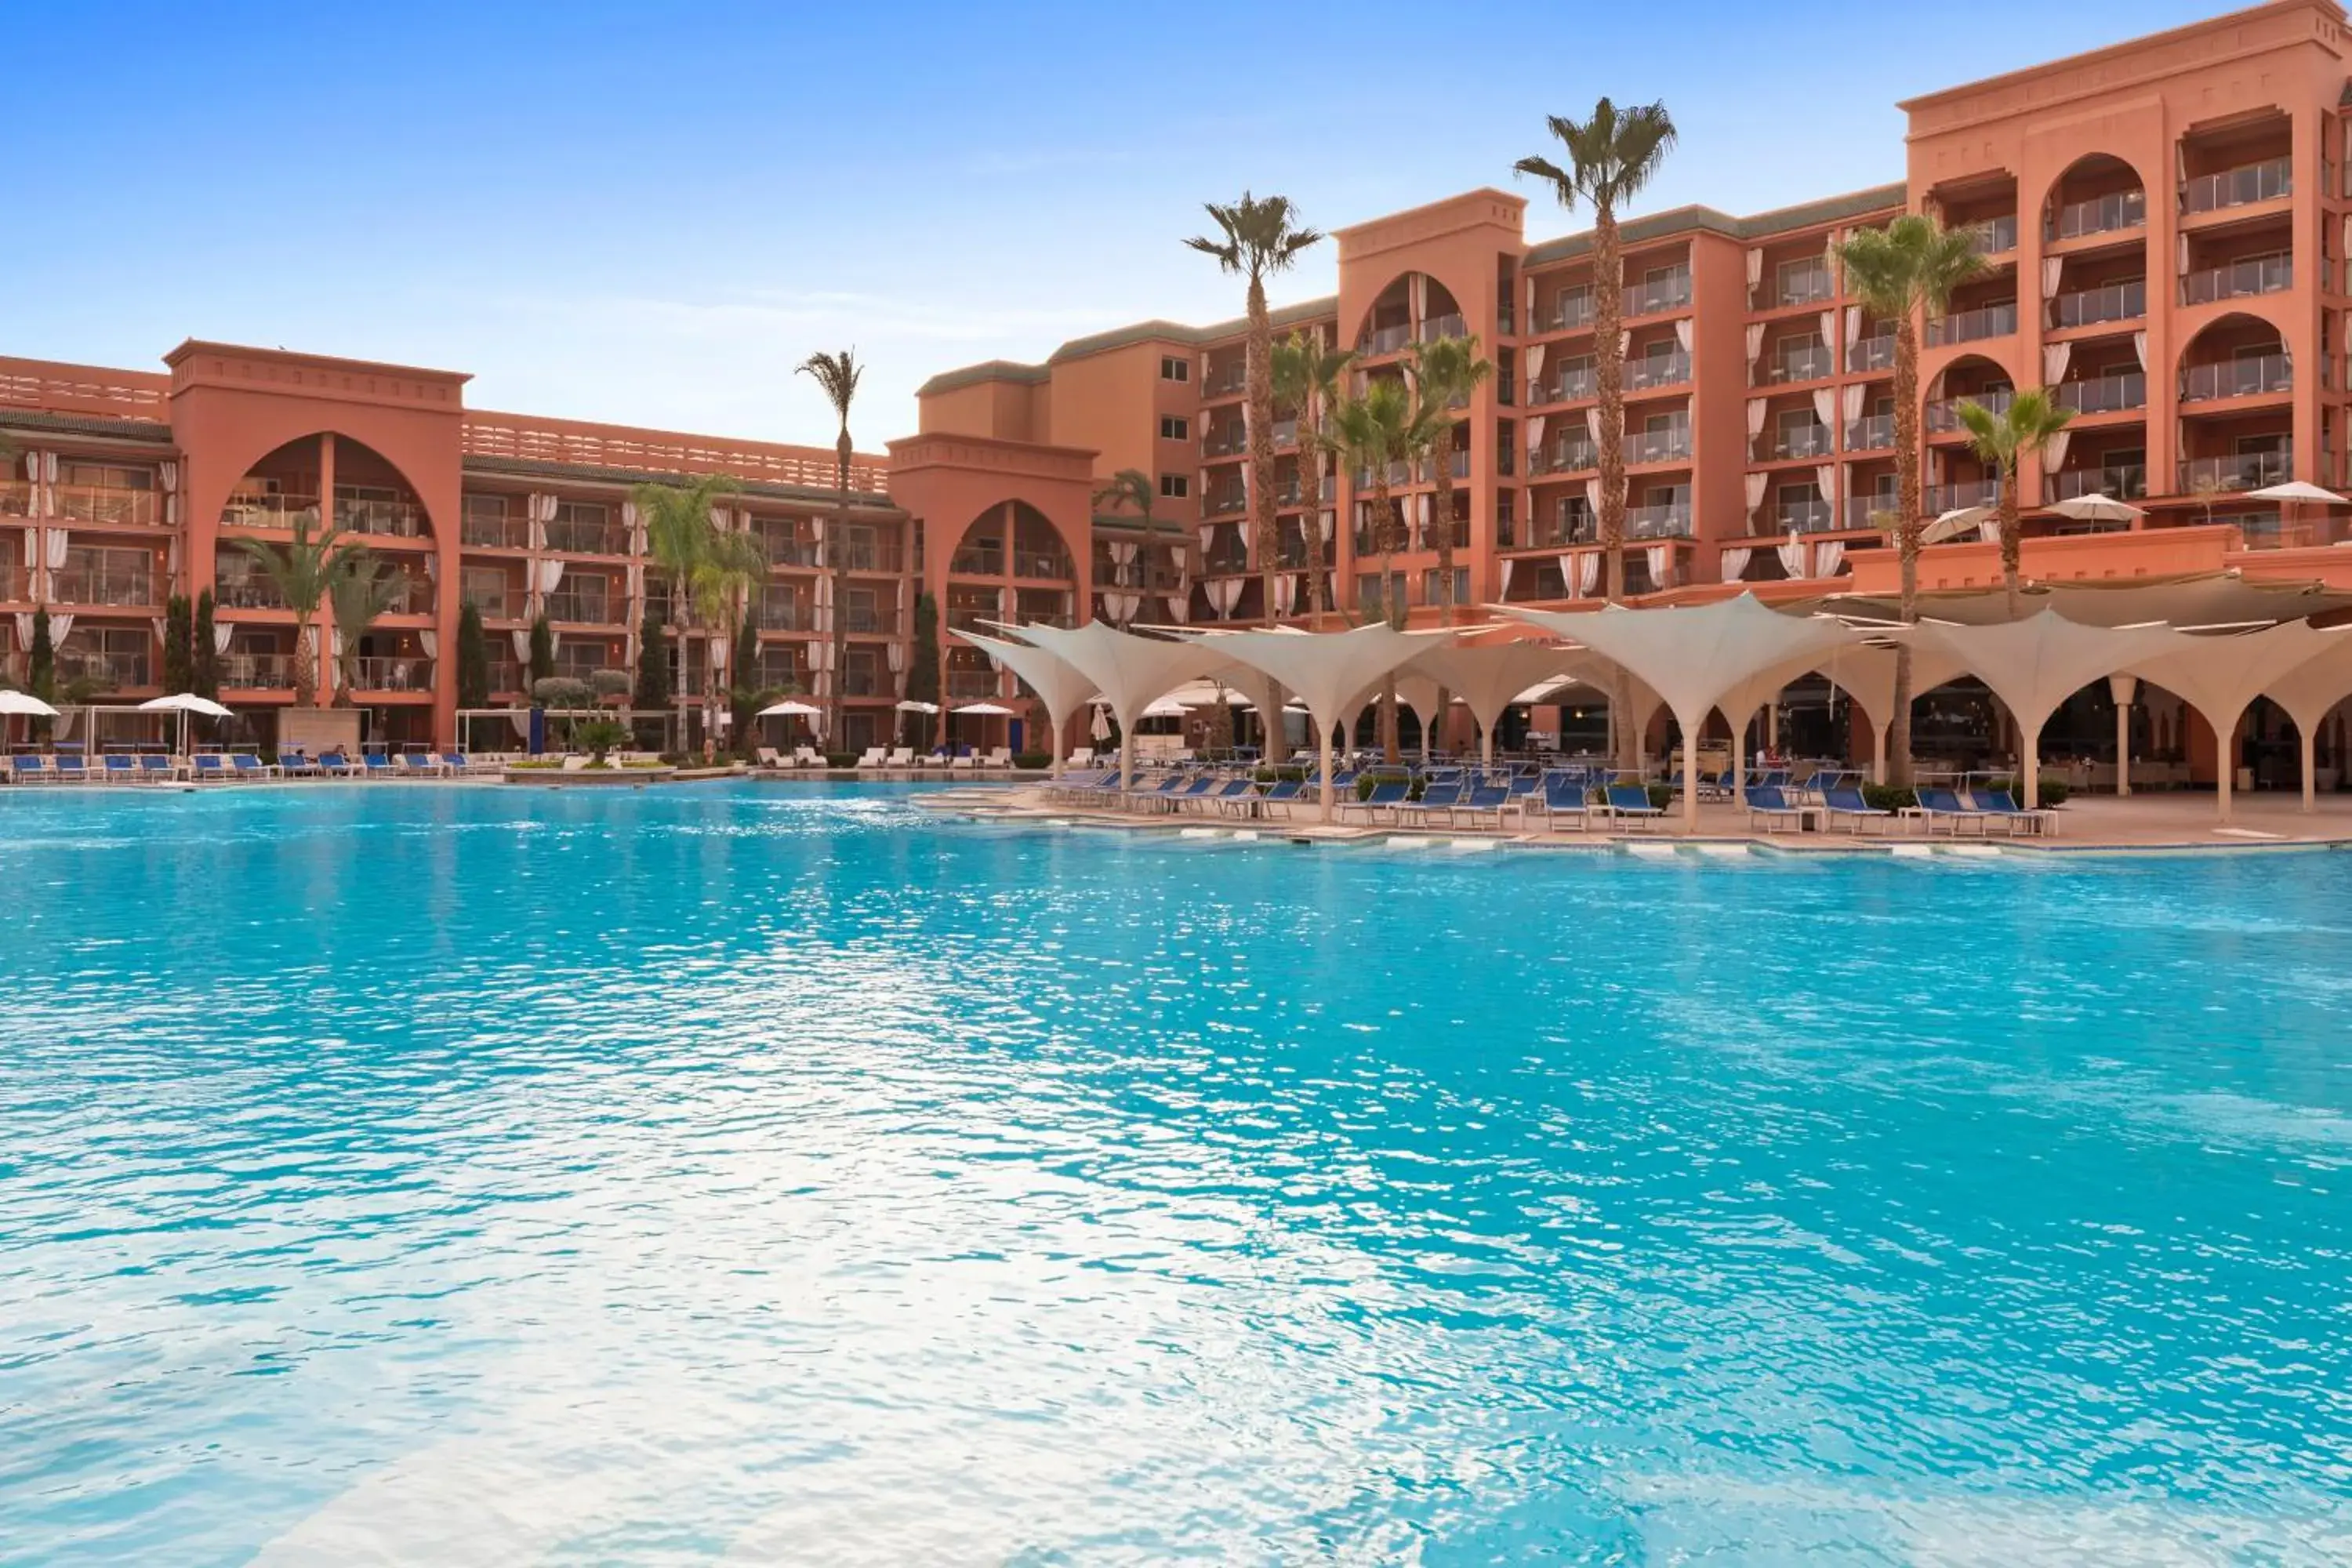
{"left": 2, "top": 742, "right": 506, "bottom": 784}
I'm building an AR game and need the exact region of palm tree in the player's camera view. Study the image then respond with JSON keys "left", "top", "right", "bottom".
{"left": 1410, "top": 333, "right": 1494, "bottom": 627}
{"left": 1091, "top": 467, "right": 1160, "bottom": 626}
{"left": 1186, "top": 193, "right": 1323, "bottom": 627}
{"left": 633, "top": 473, "right": 743, "bottom": 752}
{"left": 799, "top": 349, "right": 864, "bottom": 746}
{"left": 1515, "top": 97, "right": 1676, "bottom": 771}
{"left": 232, "top": 514, "right": 347, "bottom": 704}
{"left": 1836, "top": 216, "right": 1987, "bottom": 785}
{"left": 1272, "top": 328, "right": 1356, "bottom": 626}
{"left": 1327, "top": 376, "right": 1446, "bottom": 761}
{"left": 692, "top": 524, "right": 767, "bottom": 746}
{"left": 1955, "top": 388, "right": 2073, "bottom": 622}
{"left": 325, "top": 550, "right": 408, "bottom": 705}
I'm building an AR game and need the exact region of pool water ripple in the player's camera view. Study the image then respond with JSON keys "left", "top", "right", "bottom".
{"left": 2, "top": 783, "right": 2349, "bottom": 1563}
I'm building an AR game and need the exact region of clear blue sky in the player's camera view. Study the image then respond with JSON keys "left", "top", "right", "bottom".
{"left": 11, "top": 0, "right": 2224, "bottom": 448}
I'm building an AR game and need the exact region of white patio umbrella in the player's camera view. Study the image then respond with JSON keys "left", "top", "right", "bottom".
{"left": 1141, "top": 696, "right": 1189, "bottom": 718}
{"left": 2046, "top": 492, "right": 2143, "bottom": 525}
{"left": 757, "top": 699, "right": 822, "bottom": 717}
{"left": 953, "top": 701, "right": 1017, "bottom": 716}
{"left": 137, "top": 692, "right": 235, "bottom": 757}
{"left": 2249, "top": 480, "right": 2351, "bottom": 548}
{"left": 0, "top": 690, "right": 60, "bottom": 718}
{"left": 1922, "top": 505, "right": 1994, "bottom": 545}
{"left": 894, "top": 699, "right": 941, "bottom": 713}
{"left": 1089, "top": 702, "right": 1112, "bottom": 742}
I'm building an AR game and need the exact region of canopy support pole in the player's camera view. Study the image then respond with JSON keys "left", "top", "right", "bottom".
{"left": 1870, "top": 720, "right": 1887, "bottom": 786}
{"left": 1681, "top": 711, "right": 1701, "bottom": 830}
{"left": 1319, "top": 723, "right": 1337, "bottom": 824}
{"left": 2302, "top": 726, "right": 2318, "bottom": 815}
{"left": 2108, "top": 674, "right": 2136, "bottom": 797}
{"left": 2020, "top": 718, "right": 2045, "bottom": 809}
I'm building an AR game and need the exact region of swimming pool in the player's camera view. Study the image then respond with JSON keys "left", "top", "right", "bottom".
{"left": 3, "top": 782, "right": 2348, "bottom": 1563}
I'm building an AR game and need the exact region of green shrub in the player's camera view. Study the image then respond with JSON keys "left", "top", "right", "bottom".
{"left": 1353, "top": 770, "right": 1410, "bottom": 801}
{"left": 825, "top": 753, "right": 859, "bottom": 769}
{"left": 1254, "top": 765, "right": 1309, "bottom": 783}
{"left": 1012, "top": 751, "right": 1051, "bottom": 770}
{"left": 1983, "top": 775, "right": 2068, "bottom": 805}
{"left": 1862, "top": 783, "right": 1915, "bottom": 812}
{"left": 1646, "top": 782, "right": 1674, "bottom": 811}
{"left": 531, "top": 676, "right": 593, "bottom": 710}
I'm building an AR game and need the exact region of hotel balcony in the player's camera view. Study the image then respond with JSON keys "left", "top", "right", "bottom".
{"left": 946, "top": 671, "right": 1000, "bottom": 702}
{"left": 2053, "top": 371, "right": 2147, "bottom": 416}
{"left": 2180, "top": 447, "right": 2290, "bottom": 493}
{"left": 348, "top": 656, "right": 433, "bottom": 692}
{"left": 1627, "top": 271, "right": 1693, "bottom": 315}
{"left": 948, "top": 547, "right": 1003, "bottom": 576}
{"left": 222, "top": 652, "right": 295, "bottom": 688}
{"left": 1846, "top": 333, "right": 1896, "bottom": 373}
{"left": 1766, "top": 342, "right": 1832, "bottom": 384}
{"left": 57, "top": 650, "right": 151, "bottom": 689}
{"left": 756, "top": 589, "right": 810, "bottom": 630}
{"left": 1770, "top": 423, "right": 1832, "bottom": 460}
{"left": 1926, "top": 478, "right": 2002, "bottom": 512}
{"left": 461, "top": 514, "right": 531, "bottom": 550}
{"left": 833, "top": 541, "right": 904, "bottom": 572}
{"left": 1530, "top": 367, "right": 1595, "bottom": 405}
{"left": 1626, "top": 426, "right": 1691, "bottom": 465}
{"left": 53, "top": 568, "right": 155, "bottom": 607}
{"left": 839, "top": 604, "right": 900, "bottom": 636}
{"left": 0, "top": 564, "right": 28, "bottom": 601}
{"left": 1013, "top": 549, "right": 1074, "bottom": 582}
{"left": 1927, "top": 388, "right": 2013, "bottom": 433}
{"left": 1624, "top": 501, "right": 1693, "bottom": 539}
{"left": 1205, "top": 486, "right": 1247, "bottom": 517}
{"left": 2049, "top": 188, "right": 2145, "bottom": 242}
{"left": 222, "top": 494, "right": 321, "bottom": 531}
{"left": 1418, "top": 312, "right": 1466, "bottom": 343}
{"left": 213, "top": 575, "right": 289, "bottom": 610}
{"left": 1774, "top": 499, "right": 1834, "bottom": 533}
{"left": 2048, "top": 463, "right": 2147, "bottom": 503}
{"left": 1540, "top": 290, "right": 1595, "bottom": 333}
{"left": 544, "top": 518, "right": 629, "bottom": 555}
{"left": 1203, "top": 365, "right": 1247, "bottom": 397}
{"left": 1358, "top": 322, "right": 1413, "bottom": 356}
{"left": 1845, "top": 414, "right": 1894, "bottom": 452}
{"left": 1627, "top": 352, "right": 1691, "bottom": 391}
{"left": 1959, "top": 215, "right": 2019, "bottom": 256}
{"left": 1842, "top": 495, "right": 1900, "bottom": 529}
{"left": 53, "top": 485, "right": 161, "bottom": 528}
{"left": 485, "top": 656, "right": 523, "bottom": 693}
{"left": 2181, "top": 253, "right": 2290, "bottom": 307}
{"left": 1773, "top": 263, "right": 1835, "bottom": 308}
{"left": 335, "top": 496, "right": 427, "bottom": 539}
{"left": 2180, "top": 353, "right": 2291, "bottom": 402}
{"left": 543, "top": 589, "right": 618, "bottom": 624}
{"left": 2052, "top": 278, "right": 2144, "bottom": 329}
{"left": 1532, "top": 439, "right": 1599, "bottom": 476}
{"left": 1926, "top": 301, "right": 2016, "bottom": 347}
{"left": 2182, "top": 158, "right": 2290, "bottom": 215}
{"left": 1202, "top": 427, "right": 1248, "bottom": 459}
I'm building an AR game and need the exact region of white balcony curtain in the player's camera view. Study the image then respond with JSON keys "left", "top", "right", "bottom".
{"left": 42, "top": 611, "right": 72, "bottom": 644}
{"left": 1815, "top": 465, "right": 1836, "bottom": 503}
{"left": 1719, "top": 546, "right": 1752, "bottom": 583}
{"left": 708, "top": 503, "right": 728, "bottom": 532}
{"left": 887, "top": 640, "right": 906, "bottom": 673}
{"left": 1166, "top": 590, "right": 1189, "bottom": 625}
{"left": 1528, "top": 343, "right": 1547, "bottom": 378}
{"left": 2176, "top": 234, "right": 2190, "bottom": 276}
{"left": 541, "top": 559, "right": 565, "bottom": 595}
{"left": 1842, "top": 383, "right": 1865, "bottom": 421}
{"left": 1777, "top": 532, "right": 1807, "bottom": 577}
{"left": 44, "top": 528, "right": 68, "bottom": 570}
{"left": 1410, "top": 274, "right": 1427, "bottom": 325}
{"left": 1819, "top": 310, "right": 1838, "bottom": 354}
{"left": 1527, "top": 415, "right": 1547, "bottom": 449}
{"left": 2044, "top": 342, "right": 2071, "bottom": 382}
{"left": 1746, "top": 399, "right": 1767, "bottom": 439}
{"left": 1577, "top": 553, "right": 1599, "bottom": 596}
{"left": 1813, "top": 540, "right": 1846, "bottom": 578}
{"left": 1318, "top": 509, "right": 1334, "bottom": 543}
{"left": 527, "top": 493, "right": 552, "bottom": 550}
{"left": 159, "top": 461, "right": 179, "bottom": 527}
{"left": 1846, "top": 305, "right": 1863, "bottom": 349}
{"left": 167, "top": 535, "right": 180, "bottom": 579}
{"left": 2132, "top": 330, "right": 2148, "bottom": 370}
{"left": 1674, "top": 319, "right": 1693, "bottom": 354}
{"left": 1584, "top": 408, "right": 1601, "bottom": 441}
{"left": 10, "top": 612, "right": 27, "bottom": 647}
{"left": 1526, "top": 275, "right": 1537, "bottom": 316}
{"left": 626, "top": 563, "right": 643, "bottom": 600}
{"left": 710, "top": 633, "right": 728, "bottom": 674}
{"left": 1812, "top": 389, "right": 1837, "bottom": 430}
{"left": 419, "top": 629, "right": 438, "bottom": 659}
{"left": 622, "top": 500, "right": 643, "bottom": 554}
{"left": 1107, "top": 540, "right": 1136, "bottom": 568}
{"left": 1745, "top": 249, "right": 1762, "bottom": 289}
{"left": 1618, "top": 328, "right": 1632, "bottom": 357}
{"left": 1744, "top": 322, "right": 1766, "bottom": 368}
{"left": 1744, "top": 472, "right": 1769, "bottom": 516}
{"left": 39, "top": 451, "right": 56, "bottom": 515}
{"left": 1977, "top": 517, "right": 1999, "bottom": 543}
{"left": 1555, "top": 554, "right": 1579, "bottom": 597}
{"left": 1198, "top": 523, "right": 1214, "bottom": 553}
{"left": 1644, "top": 544, "right": 1671, "bottom": 588}
{"left": 510, "top": 629, "right": 530, "bottom": 662}
{"left": 1584, "top": 478, "right": 1601, "bottom": 514}
{"left": 1498, "top": 558, "right": 1515, "bottom": 598}
{"left": 2041, "top": 256, "right": 2063, "bottom": 299}
{"left": 997, "top": 586, "right": 1012, "bottom": 621}
{"left": 2046, "top": 430, "right": 2072, "bottom": 472}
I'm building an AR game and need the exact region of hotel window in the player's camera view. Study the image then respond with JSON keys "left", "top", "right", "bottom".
{"left": 1160, "top": 415, "right": 1189, "bottom": 441}
{"left": 1159, "top": 473, "right": 1190, "bottom": 499}
{"left": 1160, "top": 356, "right": 1190, "bottom": 383}
{"left": 1421, "top": 567, "right": 1469, "bottom": 607}
{"left": 59, "top": 460, "right": 153, "bottom": 491}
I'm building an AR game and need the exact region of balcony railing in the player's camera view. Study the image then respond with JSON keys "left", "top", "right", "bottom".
{"left": 348, "top": 656, "right": 433, "bottom": 691}
{"left": 1534, "top": 441, "right": 1599, "bottom": 475}
{"left": 1775, "top": 499, "right": 1833, "bottom": 532}
{"left": 1926, "top": 301, "right": 2016, "bottom": 347}
{"left": 222, "top": 652, "right": 294, "bottom": 688}
{"left": 544, "top": 520, "right": 628, "bottom": 554}
{"left": 1626, "top": 426, "right": 1692, "bottom": 465}
{"left": 1926, "top": 479, "right": 2002, "bottom": 513}
{"left": 2047, "top": 463, "right": 2147, "bottom": 503}
{"left": 946, "top": 672, "right": 1000, "bottom": 701}
{"left": 1544, "top": 291, "right": 1595, "bottom": 332}
{"left": 1205, "top": 488, "right": 1247, "bottom": 517}
{"left": 52, "top": 568, "right": 154, "bottom": 606}
{"left": 543, "top": 590, "right": 617, "bottom": 624}
{"left": 2181, "top": 253, "right": 2290, "bottom": 306}
{"left": 485, "top": 657, "right": 523, "bottom": 692}
{"left": 1772, "top": 423, "right": 1831, "bottom": 459}
{"left": 1627, "top": 351, "right": 1690, "bottom": 390}
{"left": 1202, "top": 550, "right": 1250, "bottom": 576}
{"left": 222, "top": 495, "right": 321, "bottom": 530}
{"left": 1926, "top": 388, "right": 2013, "bottom": 432}
{"left": 758, "top": 534, "right": 822, "bottom": 569}
{"left": 1842, "top": 495, "right": 1900, "bottom": 529}
{"left": 1359, "top": 322, "right": 1412, "bottom": 356}
{"left": 2182, "top": 158, "right": 2290, "bottom": 214}
{"left": 1530, "top": 368, "right": 1595, "bottom": 404}
{"left": 461, "top": 588, "right": 514, "bottom": 619}
{"left": 460, "top": 514, "right": 530, "bottom": 549}
{"left": 1419, "top": 312, "right": 1466, "bottom": 342}
{"left": 0, "top": 564, "right": 28, "bottom": 601}
{"left": 1846, "top": 414, "right": 1894, "bottom": 451}
{"left": 53, "top": 485, "right": 160, "bottom": 527}
{"left": 1014, "top": 551, "right": 1074, "bottom": 581}
{"left": 1775, "top": 265, "right": 1835, "bottom": 307}
{"left": 2181, "top": 354, "right": 2292, "bottom": 402}
{"left": 1846, "top": 334, "right": 1896, "bottom": 373}
{"left": 2049, "top": 188, "right": 2145, "bottom": 241}
{"left": 838, "top": 605, "right": 899, "bottom": 636}
{"left": 335, "top": 498, "right": 427, "bottom": 538}
{"left": 2053, "top": 371, "right": 2146, "bottom": 415}
{"left": 1624, "top": 502, "right": 1692, "bottom": 539}
{"left": 1769, "top": 343, "right": 1832, "bottom": 383}
{"left": 2053, "top": 278, "right": 2144, "bottom": 328}
{"left": 1203, "top": 428, "right": 1247, "bottom": 458}
{"left": 1627, "top": 272, "right": 1693, "bottom": 314}
{"left": 833, "top": 542, "right": 903, "bottom": 572}
{"left": 1204, "top": 366, "right": 1247, "bottom": 397}
{"left": 757, "top": 592, "right": 810, "bottom": 630}
{"left": 1959, "top": 215, "right": 2019, "bottom": 256}
{"left": 2180, "top": 447, "right": 2291, "bottom": 493}
{"left": 949, "top": 549, "right": 1004, "bottom": 577}
{"left": 212, "top": 575, "right": 288, "bottom": 610}
{"left": 56, "top": 651, "right": 151, "bottom": 689}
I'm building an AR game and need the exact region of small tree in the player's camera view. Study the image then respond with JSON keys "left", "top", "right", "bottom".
{"left": 728, "top": 615, "right": 762, "bottom": 756}
{"left": 162, "top": 594, "right": 194, "bottom": 695}
{"left": 191, "top": 591, "right": 221, "bottom": 702}
{"left": 527, "top": 614, "right": 555, "bottom": 688}
{"left": 572, "top": 717, "right": 630, "bottom": 766}
{"left": 326, "top": 551, "right": 406, "bottom": 705}
{"left": 231, "top": 515, "right": 347, "bottom": 704}
{"left": 27, "top": 606, "right": 54, "bottom": 703}
{"left": 633, "top": 593, "right": 670, "bottom": 712}
{"left": 456, "top": 598, "right": 490, "bottom": 710}
{"left": 907, "top": 590, "right": 942, "bottom": 749}
{"left": 1955, "top": 388, "right": 2073, "bottom": 622}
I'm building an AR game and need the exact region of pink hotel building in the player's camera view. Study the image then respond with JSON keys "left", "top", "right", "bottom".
{"left": 7, "top": 0, "right": 2352, "bottom": 756}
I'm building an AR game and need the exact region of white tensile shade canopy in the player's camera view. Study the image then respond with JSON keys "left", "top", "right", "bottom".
{"left": 1811, "top": 643, "right": 1969, "bottom": 783}
{"left": 1004, "top": 621, "right": 1226, "bottom": 788}
{"left": 961, "top": 631, "right": 1099, "bottom": 779}
{"left": 2129, "top": 621, "right": 2352, "bottom": 821}
{"left": 1497, "top": 593, "right": 1857, "bottom": 826}
{"left": 2259, "top": 632, "right": 2352, "bottom": 812}
{"left": 0, "top": 690, "right": 61, "bottom": 718}
{"left": 1392, "top": 672, "right": 1449, "bottom": 760}
{"left": 1407, "top": 639, "right": 1583, "bottom": 765}
{"left": 1181, "top": 622, "right": 1448, "bottom": 822}
{"left": 1826, "top": 574, "right": 2352, "bottom": 630}
{"left": 1911, "top": 611, "right": 2180, "bottom": 807}
{"left": 1711, "top": 650, "right": 1837, "bottom": 791}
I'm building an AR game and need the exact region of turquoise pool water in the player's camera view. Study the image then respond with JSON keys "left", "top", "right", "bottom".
{"left": 2, "top": 783, "right": 2348, "bottom": 1564}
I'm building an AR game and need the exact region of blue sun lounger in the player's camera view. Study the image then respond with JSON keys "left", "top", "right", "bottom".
{"left": 101, "top": 753, "right": 139, "bottom": 782}
{"left": 1820, "top": 783, "right": 1894, "bottom": 835}
{"left": 52, "top": 752, "right": 87, "bottom": 782}
{"left": 1341, "top": 779, "right": 1410, "bottom": 824}
{"left": 1970, "top": 787, "right": 2053, "bottom": 837}
{"left": 1599, "top": 782, "right": 1664, "bottom": 832}
{"left": 1914, "top": 786, "right": 1991, "bottom": 837}
{"left": 9, "top": 753, "right": 51, "bottom": 783}
{"left": 1743, "top": 783, "right": 1806, "bottom": 833}
{"left": 1454, "top": 775, "right": 1513, "bottom": 830}
{"left": 192, "top": 753, "right": 232, "bottom": 782}
{"left": 138, "top": 753, "right": 175, "bottom": 781}
{"left": 1399, "top": 777, "right": 1463, "bottom": 827}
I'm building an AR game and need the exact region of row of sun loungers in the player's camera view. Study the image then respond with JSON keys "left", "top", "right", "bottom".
{"left": 755, "top": 747, "right": 1018, "bottom": 771}
{"left": 5, "top": 750, "right": 499, "bottom": 783}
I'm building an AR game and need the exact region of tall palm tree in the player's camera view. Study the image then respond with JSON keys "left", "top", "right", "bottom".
{"left": 1410, "top": 332, "right": 1494, "bottom": 627}
{"left": 1515, "top": 97, "right": 1676, "bottom": 770}
{"left": 232, "top": 514, "right": 347, "bottom": 705}
{"left": 633, "top": 473, "right": 742, "bottom": 751}
{"left": 325, "top": 550, "right": 408, "bottom": 705}
{"left": 1272, "top": 328, "right": 1356, "bottom": 626}
{"left": 693, "top": 525, "right": 768, "bottom": 743}
{"left": 1327, "top": 376, "right": 1446, "bottom": 761}
{"left": 1836, "top": 216, "right": 1987, "bottom": 784}
{"left": 798, "top": 349, "right": 864, "bottom": 746}
{"left": 1091, "top": 467, "right": 1160, "bottom": 626}
{"left": 1955, "top": 388, "right": 2073, "bottom": 622}
{"left": 1186, "top": 193, "right": 1323, "bottom": 627}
